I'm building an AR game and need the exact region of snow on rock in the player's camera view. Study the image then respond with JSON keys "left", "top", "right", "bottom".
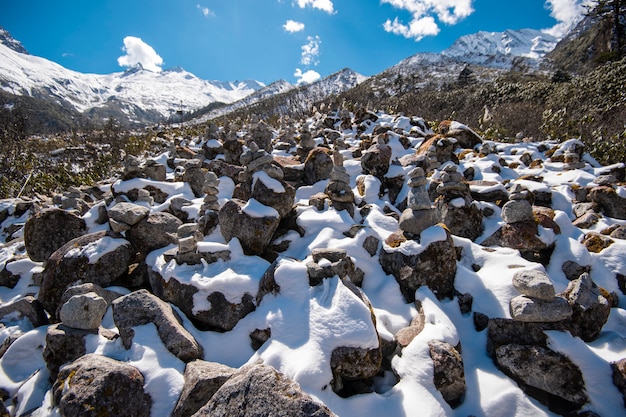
{"left": 1, "top": 108, "right": 625, "bottom": 417}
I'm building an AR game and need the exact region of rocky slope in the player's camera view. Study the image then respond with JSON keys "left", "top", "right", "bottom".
{"left": 0, "top": 108, "right": 625, "bottom": 416}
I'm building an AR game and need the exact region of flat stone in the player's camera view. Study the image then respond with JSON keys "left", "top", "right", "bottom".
{"left": 512, "top": 270, "right": 555, "bottom": 301}
{"left": 501, "top": 199, "right": 534, "bottom": 224}
{"left": 509, "top": 295, "right": 572, "bottom": 322}
{"left": 398, "top": 208, "right": 437, "bottom": 236}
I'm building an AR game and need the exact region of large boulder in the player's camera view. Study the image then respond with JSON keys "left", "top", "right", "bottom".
{"left": 380, "top": 226, "right": 457, "bottom": 302}
{"left": 303, "top": 147, "right": 334, "bottom": 185}
{"left": 588, "top": 186, "right": 626, "bottom": 219}
{"left": 23, "top": 208, "right": 86, "bottom": 262}
{"left": 43, "top": 323, "right": 97, "bottom": 381}
{"left": 361, "top": 141, "right": 392, "bottom": 178}
{"left": 172, "top": 360, "right": 236, "bottom": 417}
{"left": 148, "top": 266, "right": 256, "bottom": 332}
{"left": 560, "top": 273, "right": 611, "bottom": 341}
{"left": 112, "top": 289, "right": 203, "bottom": 362}
{"left": 191, "top": 363, "right": 337, "bottom": 417}
{"left": 219, "top": 199, "right": 280, "bottom": 257}
{"left": 53, "top": 353, "right": 152, "bottom": 417}
{"left": 38, "top": 231, "right": 133, "bottom": 316}
{"left": 126, "top": 212, "right": 182, "bottom": 257}
{"left": 59, "top": 292, "right": 108, "bottom": 330}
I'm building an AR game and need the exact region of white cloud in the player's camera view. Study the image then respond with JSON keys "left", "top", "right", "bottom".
{"left": 294, "top": 68, "right": 321, "bottom": 84}
{"left": 283, "top": 20, "right": 305, "bottom": 33}
{"left": 381, "top": 0, "right": 474, "bottom": 41}
{"left": 301, "top": 35, "right": 321, "bottom": 66}
{"left": 296, "top": 0, "right": 334, "bottom": 14}
{"left": 117, "top": 36, "right": 164, "bottom": 73}
{"left": 196, "top": 4, "right": 214, "bottom": 18}
{"left": 543, "top": 0, "right": 590, "bottom": 38}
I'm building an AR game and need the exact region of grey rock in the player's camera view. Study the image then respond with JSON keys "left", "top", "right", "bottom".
{"left": 612, "top": 358, "right": 626, "bottom": 408}
{"left": 428, "top": 340, "right": 466, "bottom": 408}
{"left": 59, "top": 292, "right": 108, "bottom": 330}
{"left": 0, "top": 295, "right": 48, "bottom": 328}
{"left": 112, "top": 289, "right": 203, "bottom": 362}
{"left": 193, "top": 363, "right": 337, "bottom": 417}
{"left": 107, "top": 202, "right": 150, "bottom": 227}
{"left": 172, "top": 360, "right": 236, "bottom": 417}
{"left": 501, "top": 199, "right": 534, "bottom": 224}
{"left": 434, "top": 197, "right": 483, "bottom": 241}
{"left": 43, "top": 323, "right": 96, "bottom": 380}
{"left": 509, "top": 295, "right": 572, "bottom": 322}
{"left": 219, "top": 199, "right": 280, "bottom": 257}
{"left": 512, "top": 270, "right": 555, "bottom": 301}
{"left": 398, "top": 208, "right": 437, "bottom": 236}
{"left": 38, "top": 231, "right": 133, "bottom": 316}
{"left": 573, "top": 212, "right": 600, "bottom": 229}
{"left": 610, "top": 226, "right": 626, "bottom": 240}
{"left": 361, "top": 142, "right": 392, "bottom": 178}
{"left": 303, "top": 147, "right": 334, "bottom": 185}
{"left": 363, "top": 235, "right": 380, "bottom": 256}
{"left": 53, "top": 353, "right": 152, "bottom": 417}
{"left": 572, "top": 202, "right": 598, "bottom": 218}
{"left": 589, "top": 186, "right": 626, "bottom": 219}
{"left": 561, "top": 261, "right": 590, "bottom": 281}
{"left": 23, "top": 208, "right": 87, "bottom": 262}
{"left": 560, "top": 273, "right": 611, "bottom": 341}
{"left": 126, "top": 211, "right": 182, "bottom": 257}
{"left": 495, "top": 343, "right": 588, "bottom": 406}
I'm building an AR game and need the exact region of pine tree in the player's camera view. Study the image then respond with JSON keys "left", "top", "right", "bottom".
{"left": 587, "top": 0, "right": 626, "bottom": 58}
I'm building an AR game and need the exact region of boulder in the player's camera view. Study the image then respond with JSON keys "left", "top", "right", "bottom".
{"left": 361, "top": 142, "right": 392, "bottom": 178}
{"left": 330, "top": 346, "right": 382, "bottom": 395}
{"left": 172, "top": 360, "right": 236, "bottom": 417}
{"left": 0, "top": 296, "right": 48, "bottom": 328}
{"left": 588, "top": 186, "right": 626, "bottom": 219}
{"left": 126, "top": 212, "right": 182, "bottom": 257}
{"left": 192, "top": 363, "right": 337, "bottom": 417}
{"left": 23, "top": 208, "right": 86, "bottom": 262}
{"left": 112, "top": 289, "right": 203, "bottom": 362}
{"left": 219, "top": 199, "right": 280, "bottom": 257}
{"left": 434, "top": 198, "right": 483, "bottom": 241}
{"left": 38, "top": 231, "right": 133, "bottom": 316}
{"left": 148, "top": 266, "right": 256, "bottom": 332}
{"left": 438, "top": 120, "right": 482, "bottom": 149}
{"left": 560, "top": 273, "right": 611, "bottom": 341}
{"left": 379, "top": 227, "right": 457, "bottom": 302}
{"left": 303, "top": 147, "right": 334, "bottom": 185}
{"left": 107, "top": 202, "right": 150, "bottom": 227}
{"left": 53, "top": 354, "right": 152, "bottom": 417}
{"left": 428, "top": 340, "right": 466, "bottom": 408}
{"left": 612, "top": 358, "right": 626, "bottom": 408}
{"left": 59, "top": 292, "right": 108, "bottom": 330}
{"left": 43, "top": 323, "right": 97, "bottom": 380}
{"left": 495, "top": 344, "right": 588, "bottom": 409}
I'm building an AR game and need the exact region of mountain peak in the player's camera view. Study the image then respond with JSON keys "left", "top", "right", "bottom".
{"left": 0, "top": 26, "right": 28, "bottom": 54}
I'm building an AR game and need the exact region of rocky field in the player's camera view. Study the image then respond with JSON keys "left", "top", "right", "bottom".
{"left": 0, "top": 109, "right": 625, "bottom": 416}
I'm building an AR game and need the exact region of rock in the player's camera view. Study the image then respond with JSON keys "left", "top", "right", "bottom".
{"left": 395, "top": 325, "right": 424, "bottom": 347}
{"left": 561, "top": 261, "right": 590, "bottom": 281}
{"left": 512, "top": 270, "right": 555, "bottom": 301}
{"left": 38, "top": 231, "right": 133, "bottom": 316}
{"left": 23, "top": 208, "right": 87, "bottom": 262}
{"left": 610, "top": 225, "right": 626, "bottom": 239}
{"left": 148, "top": 265, "right": 255, "bottom": 332}
{"left": 428, "top": 340, "right": 466, "bottom": 408}
{"left": 192, "top": 363, "right": 337, "bottom": 417}
{"left": 581, "top": 232, "right": 614, "bottom": 253}
{"left": 249, "top": 174, "right": 296, "bottom": 219}
{"left": 112, "top": 289, "right": 203, "bottom": 362}
{"left": 612, "top": 358, "right": 626, "bottom": 408}
{"left": 107, "top": 202, "right": 150, "bottom": 227}
{"left": 59, "top": 292, "right": 108, "bottom": 330}
{"left": 501, "top": 199, "right": 534, "bottom": 224}
{"left": 438, "top": 120, "right": 482, "bottom": 149}
{"left": 363, "top": 236, "right": 380, "bottom": 256}
{"left": 0, "top": 296, "right": 48, "bottom": 328}
{"left": 495, "top": 344, "right": 588, "bottom": 408}
{"left": 126, "top": 212, "right": 182, "bottom": 257}
{"left": 588, "top": 186, "right": 626, "bottom": 219}
{"left": 379, "top": 227, "right": 457, "bottom": 302}
{"left": 509, "top": 295, "right": 572, "bottom": 322}
{"left": 434, "top": 198, "right": 483, "bottom": 241}
{"left": 398, "top": 208, "right": 437, "bottom": 236}
{"left": 171, "top": 360, "right": 236, "bottom": 417}
{"left": 53, "top": 354, "right": 152, "bottom": 417}
{"left": 486, "top": 318, "right": 567, "bottom": 357}
{"left": 361, "top": 141, "right": 392, "bottom": 178}
{"left": 183, "top": 166, "right": 207, "bottom": 198}
{"left": 560, "top": 273, "right": 611, "bottom": 342}
{"left": 43, "top": 323, "right": 97, "bottom": 380}
{"left": 573, "top": 212, "right": 600, "bottom": 229}
{"left": 219, "top": 199, "right": 280, "bottom": 257}
{"left": 303, "top": 147, "right": 334, "bottom": 185}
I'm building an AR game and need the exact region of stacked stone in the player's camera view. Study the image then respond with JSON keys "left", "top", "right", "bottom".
{"left": 297, "top": 125, "right": 316, "bottom": 160}
{"left": 223, "top": 123, "right": 243, "bottom": 165}
{"left": 198, "top": 171, "right": 220, "bottom": 235}
{"left": 501, "top": 184, "right": 534, "bottom": 224}
{"left": 425, "top": 144, "right": 440, "bottom": 171}
{"left": 324, "top": 150, "right": 355, "bottom": 216}
{"left": 174, "top": 223, "right": 203, "bottom": 265}
{"left": 436, "top": 164, "right": 469, "bottom": 201}
{"left": 563, "top": 149, "right": 586, "bottom": 170}
{"left": 136, "top": 189, "right": 154, "bottom": 205}
{"left": 433, "top": 164, "right": 483, "bottom": 241}
{"left": 398, "top": 167, "right": 437, "bottom": 236}
{"left": 509, "top": 270, "right": 572, "bottom": 322}
{"left": 239, "top": 142, "right": 283, "bottom": 183}
{"left": 123, "top": 154, "right": 143, "bottom": 180}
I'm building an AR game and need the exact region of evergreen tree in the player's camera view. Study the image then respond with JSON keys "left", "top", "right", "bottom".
{"left": 587, "top": 0, "right": 626, "bottom": 58}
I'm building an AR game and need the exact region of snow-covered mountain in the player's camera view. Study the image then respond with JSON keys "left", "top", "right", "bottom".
{"left": 0, "top": 29, "right": 264, "bottom": 126}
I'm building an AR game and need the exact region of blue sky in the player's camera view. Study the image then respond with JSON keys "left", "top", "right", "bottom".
{"left": 1, "top": 0, "right": 588, "bottom": 85}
